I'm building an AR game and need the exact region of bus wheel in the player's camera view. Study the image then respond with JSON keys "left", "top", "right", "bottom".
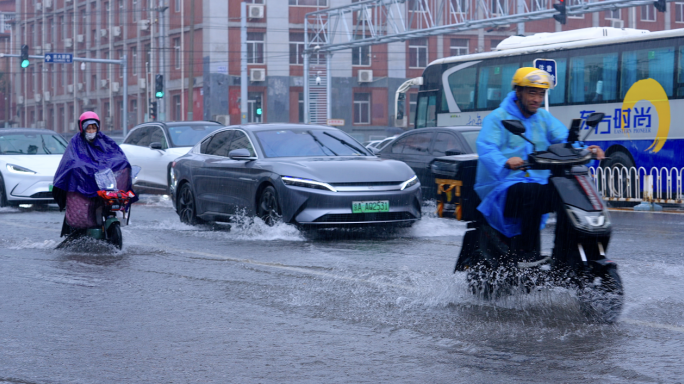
{"left": 602, "top": 152, "right": 635, "bottom": 199}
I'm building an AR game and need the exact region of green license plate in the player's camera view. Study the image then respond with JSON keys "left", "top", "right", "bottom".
{"left": 352, "top": 200, "right": 390, "bottom": 214}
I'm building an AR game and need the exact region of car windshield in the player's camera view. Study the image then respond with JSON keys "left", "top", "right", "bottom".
{"left": 255, "top": 129, "right": 371, "bottom": 158}
{"left": 461, "top": 130, "right": 480, "bottom": 153}
{"left": 167, "top": 125, "right": 223, "bottom": 147}
{"left": 0, "top": 133, "right": 68, "bottom": 155}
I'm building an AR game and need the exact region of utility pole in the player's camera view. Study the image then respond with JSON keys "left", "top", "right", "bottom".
{"left": 187, "top": 0, "right": 195, "bottom": 120}
{"left": 158, "top": 0, "right": 169, "bottom": 121}
{"left": 240, "top": 2, "right": 247, "bottom": 124}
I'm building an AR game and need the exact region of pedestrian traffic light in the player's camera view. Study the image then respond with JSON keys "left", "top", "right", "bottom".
{"left": 155, "top": 74, "right": 164, "bottom": 98}
{"left": 20, "top": 45, "right": 30, "bottom": 68}
{"left": 654, "top": 0, "right": 667, "bottom": 12}
{"left": 149, "top": 101, "right": 158, "bottom": 121}
{"left": 553, "top": 0, "right": 567, "bottom": 25}
{"left": 255, "top": 96, "right": 262, "bottom": 116}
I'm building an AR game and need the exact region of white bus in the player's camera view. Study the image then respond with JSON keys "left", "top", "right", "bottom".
{"left": 397, "top": 27, "right": 684, "bottom": 202}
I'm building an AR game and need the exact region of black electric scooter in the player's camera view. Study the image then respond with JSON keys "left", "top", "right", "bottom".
{"left": 455, "top": 113, "right": 624, "bottom": 323}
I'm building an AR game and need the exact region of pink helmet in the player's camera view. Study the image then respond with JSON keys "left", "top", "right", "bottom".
{"left": 78, "top": 111, "right": 100, "bottom": 133}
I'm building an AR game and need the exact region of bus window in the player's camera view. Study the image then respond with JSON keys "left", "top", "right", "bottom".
{"left": 550, "top": 59, "right": 567, "bottom": 105}
{"left": 416, "top": 91, "right": 437, "bottom": 128}
{"left": 477, "top": 63, "right": 519, "bottom": 109}
{"left": 622, "top": 47, "right": 675, "bottom": 98}
{"left": 569, "top": 52, "right": 618, "bottom": 103}
{"left": 443, "top": 66, "right": 477, "bottom": 112}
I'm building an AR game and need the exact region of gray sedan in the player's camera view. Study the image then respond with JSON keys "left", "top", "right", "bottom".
{"left": 170, "top": 124, "right": 421, "bottom": 228}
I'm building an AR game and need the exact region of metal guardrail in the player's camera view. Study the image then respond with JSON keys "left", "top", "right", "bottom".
{"left": 590, "top": 167, "right": 684, "bottom": 205}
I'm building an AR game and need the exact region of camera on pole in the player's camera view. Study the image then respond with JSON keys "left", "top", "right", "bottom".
{"left": 155, "top": 74, "right": 164, "bottom": 98}
{"left": 654, "top": 0, "right": 667, "bottom": 12}
{"left": 553, "top": 0, "right": 567, "bottom": 25}
{"left": 20, "top": 45, "right": 30, "bottom": 68}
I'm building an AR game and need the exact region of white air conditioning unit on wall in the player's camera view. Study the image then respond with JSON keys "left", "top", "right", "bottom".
{"left": 100, "top": 29, "right": 108, "bottom": 38}
{"left": 67, "top": 84, "right": 74, "bottom": 93}
{"left": 77, "top": 82, "right": 84, "bottom": 91}
{"left": 101, "top": 79, "right": 108, "bottom": 88}
{"left": 112, "top": 26, "right": 122, "bottom": 37}
{"left": 17, "top": 96, "right": 24, "bottom": 105}
{"left": 35, "top": 46, "right": 42, "bottom": 55}
{"left": 214, "top": 115, "right": 230, "bottom": 125}
{"left": 357, "top": 8, "right": 372, "bottom": 21}
{"left": 111, "top": 82, "right": 120, "bottom": 93}
{"left": 76, "top": 34, "right": 84, "bottom": 43}
{"left": 44, "top": 91, "right": 51, "bottom": 102}
{"left": 65, "top": 0, "right": 72, "bottom": 4}
{"left": 139, "top": 20, "right": 150, "bottom": 31}
{"left": 248, "top": 4, "right": 265, "bottom": 19}
{"left": 82, "top": 98, "right": 90, "bottom": 106}
{"left": 65, "top": 38, "right": 73, "bottom": 48}
{"left": 36, "top": 2, "right": 42, "bottom": 11}
{"left": 35, "top": 93, "right": 42, "bottom": 103}
{"left": 358, "top": 69, "right": 373, "bottom": 83}
{"left": 611, "top": 19, "right": 624, "bottom": 29}
{"left": 44, "top": 43, "right": 52, "bottom": 51}
{"left": 45, "top": 0, "right": 53, "bottom": 9}
{"left": 36, "top": 121, "right": 46, "bottom": 128}
{"left": 250, "top": 68, "right": 266, "bottom": 82}
{"left": 139, "top": 78, "right": 146, "bottom": 89}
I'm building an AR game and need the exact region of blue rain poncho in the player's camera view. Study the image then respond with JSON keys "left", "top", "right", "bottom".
{"left": 53, "top": 132, "right": 132, "bottom": 199}
{"left": 475, "top": 91, "right": 569, "bottom": 238}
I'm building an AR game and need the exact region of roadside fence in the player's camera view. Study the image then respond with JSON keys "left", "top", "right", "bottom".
{"left": 590, "top": 167, "right": 684, "bottom": 205}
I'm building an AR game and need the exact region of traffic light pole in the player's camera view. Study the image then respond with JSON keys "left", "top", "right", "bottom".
{"left": 1, "top": 53, "right": 130, "bottom": 136}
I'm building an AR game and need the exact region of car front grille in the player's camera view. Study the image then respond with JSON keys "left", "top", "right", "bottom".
{"left": 30, "top": 192, "right": 54, "bottom": 199}
{"left": 314, "top": 212, "right": 416, "bottom": 223}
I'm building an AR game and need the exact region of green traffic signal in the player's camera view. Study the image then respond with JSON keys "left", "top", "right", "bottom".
{"left": 21, "top": 59, "right": 29, "bottom": 68}
{"left": 155, "top": 91, "right": 164, "bottom": 98}
{"left": 20, "top": 45, "right": 30, "bottom": 68}
{"left": 155, "top": 74, "right": 164, "bottom": 99}
{"left": 256, "top": 108, "right": 262, "bottom": 115}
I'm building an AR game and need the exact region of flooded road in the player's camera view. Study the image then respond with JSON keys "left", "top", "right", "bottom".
{"left": 1, "top": 198, "right": 683, "bottom": 383}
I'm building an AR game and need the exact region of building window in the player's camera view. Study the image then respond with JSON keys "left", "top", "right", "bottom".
{"left": 288, "top": 0, "right": 327, "bottom": 6}
{"left": 532, "top": 0, "right": 547, "bottom": 11}
{"left": 175, "top": 0, "right": 180, "bottom": 12}
{"left": 91, "top": 74, "right": 97, "bottom": 91}
{"left": 677, "top": 3, "right": 684, "bottom": 23}
{"left": 408, "top": 0, "right": 428, "bottom": 12}
{"left": 60, "top": 16, "right": 65, "bottom": 39}
{"left": 104, "top": 2, "right": 111, "bottom": 24}
{"left": 289, "top": 33, "right": 305, "bottom": 65}
{"left": 451, "top": 0, "right": 468, "bottom": 13}
{"left": 174, "top": 38, "right": 181, "bottom": 69}
{"left": 605, "top": 8, "right": 621, "bottom": 20}
{"left": 173, "top": 95, "right": 181, "bottom": 121}
{"left": 132, "top": 0, "right": 138, "bottom": 22}
{"left": 408, "top": 38, "right": 428, "bottom": 68}
{"left": 641, "top": 5, "right": 656, "bottom": 21}
{"left": 118, "top": 49, "right": 124, "bottom": 77}
{"left": 352, "top": 33, "right": 371, "bottom": 66}
{"left": 130, "top": 47, "right": 137, "bottom": 75}
{"left": 247, "top": 32, "right": 265, "bottom": 64}
{"left": 298, "top": 93, "right": 304, "bottom": 122}
{"left": 144, "top": 43, "right": 151, "bottom": 72}
{"left": 130, "top": 99, "right": 138, "bottom": 125}
{"left": 449, "top": 38, "right": 469, "bottom": 56}
{"left": 353, "top": 93, "right": 371, "bottom": 125}
{"left": 80, "top": 9, "right": 86, "bottom": 35}
{"left": 567, "top": 0, "right": 583, "bottom": 18}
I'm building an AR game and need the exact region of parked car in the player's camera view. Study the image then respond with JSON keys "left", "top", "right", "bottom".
{"left": 375, "top": 127, "right": 480, "bottom": 199}
{"left": 171, "top": 124, "right": 421, "bottom": 228}
{"left": 120, "top": 121, "right": 224, "bottom": 193}
{"left": 371, "top": 136, "right": 398, "bottom": 152}
{"left": 0, "top": 128, "right": 69, "bottom": 207}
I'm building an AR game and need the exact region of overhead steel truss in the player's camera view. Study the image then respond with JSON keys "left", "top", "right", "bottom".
{"left": 302, "top": 0, "right": 676, "bottom": 124}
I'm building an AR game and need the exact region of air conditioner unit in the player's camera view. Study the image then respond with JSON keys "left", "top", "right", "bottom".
{"left": 76, "top": 34, "right": 84, "bottom": 43}
{"left": 44, "top": 91, "right": 51, "bottom": 102}
{"left": 67, "top": 84, "right": 74, "bottom": 93}
{"left": 611, "top": 19, "right": 624, "bottom": 29}
{"left": 104, "top": 116, "right": 113, "bottom": 125}
{"left": 82, "top": 98, "right": 90, "bottom": 106}
{"left": 65, "top": 38, "right": 73, "bottom": 48}
{"left": 36, "top": 121, "right": 46, "bottom": 128}
{"left": 248, "top": 4, "right": 264, "bottom": 19}
{"left": 112, "top": 26, "right": 122, "bottom": 37}
{"left": 44, "top": 43, "right": 52, "bottom": 52}
{"left": 100, "top": 29, "right": 108, "bottom": 38}
{"left": 35, "top": 93, "right": 42, "bottom": 103}
{"left": 357, "top": 8, "right": 372, "bottom": 21}
{"left": 250, "top": 68, "right": 265, "bottom": 82}
{"left": 358, "top": 69, "right": 373, "bottom": 83}
{"left": 101, "top": 79, "right": 108, "bottom": 88}
{"left": 139, "top": 20, "right": 150, "bottom": 31}
{"left": 35, "top": 46, "right": 42, "bottom": 55}
{"left": 45, "top": 0, "right": 53, "bottom": 9}
{"left": 65, "top": 0, "right": 72, "bottom": 4}
{"left": 138, "top": 78, "right": 146, "bottom": 89}
{"left": 214, "top": 115, "right": 230, "bottom": 125}
{"left": 111, "top": 81, "right": 120, "bottom": 93}
{"left": 77, "top": 82, "right": 84, "bottom": 91}
{"left": 36, "top": 2, "right": 42, "bottom": 11}
{"left": 17, "top": 96, "right": 24, "bottom": 105}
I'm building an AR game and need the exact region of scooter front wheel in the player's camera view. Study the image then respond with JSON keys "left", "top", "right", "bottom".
{"left": 578, "top": 264, "right": 624, "bottom": 323}
{"left": 107, "top": 222, "right": 123, "bottom": 250}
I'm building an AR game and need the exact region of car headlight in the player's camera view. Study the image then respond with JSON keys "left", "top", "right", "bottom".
{"left": 400, "top": 175, "right": 419, "bottom": 191}
{"left": 7, "top": 164, "right": 37, "bottom": 174}
{"left": 565, "top": 205, "right": 611, "bottom": 231}
{"left": 282, "top": 176, "right": 337, "bottom": 192}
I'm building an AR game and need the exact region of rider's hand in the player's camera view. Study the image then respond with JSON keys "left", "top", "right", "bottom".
{"left": 587, "top": 145, "right": 605, "bottom": 160}
{"left": 506, "top": 157, "right": 525, "bottom": 170}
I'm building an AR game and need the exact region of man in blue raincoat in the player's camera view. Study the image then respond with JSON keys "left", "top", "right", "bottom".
{"left": 475, "top": 67, "right": 605, "bottom": 259}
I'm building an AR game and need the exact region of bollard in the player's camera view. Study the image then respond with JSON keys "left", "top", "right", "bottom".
{"left": 634, "top": 174, "right": 662, "bottom": 211}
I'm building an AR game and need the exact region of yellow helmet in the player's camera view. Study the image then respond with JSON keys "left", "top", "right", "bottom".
{"left": 511, "top": 67, "right": 554, "bottom": 90}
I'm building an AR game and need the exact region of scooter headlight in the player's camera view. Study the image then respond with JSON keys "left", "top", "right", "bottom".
{"left": 565, "top": 205, "right": 611, "bottom": 231}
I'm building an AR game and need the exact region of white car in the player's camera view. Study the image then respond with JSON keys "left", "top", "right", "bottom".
{"left": 120, "top": 121, "right": 224, "bottom": 193}
{"left": 0, "top": 128, "right": 68, "bottom": 207}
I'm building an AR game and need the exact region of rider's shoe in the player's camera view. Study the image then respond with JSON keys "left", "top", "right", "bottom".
{"left": 512, "top": 250, "right": 550, "bottom": 268}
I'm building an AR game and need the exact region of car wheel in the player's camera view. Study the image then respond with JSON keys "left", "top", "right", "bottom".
{"left": 0, "top": 174, "right": 8, "bottom": 207}
{"left": 178, "top": 183, "right": 202, "bottom": 225}
{"left": 257, "top": 186, "right": 282, "bottom": 226}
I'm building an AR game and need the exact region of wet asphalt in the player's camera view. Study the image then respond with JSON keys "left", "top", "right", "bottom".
{"left": 0, "top": 197, "right": 683, "bottom": 384}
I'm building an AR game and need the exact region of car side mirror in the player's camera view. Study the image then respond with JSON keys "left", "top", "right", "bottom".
{"left": 445, "top": 148, "right": 462, "bottom": 156}
{"left": 149, "top": 142, "right": 163, "bottom": 150}
{"left": 229, "top": 148, "right": 255, "bottom": 160}
{"left": 502, "top": 120, "right": 526, "bottom": 136}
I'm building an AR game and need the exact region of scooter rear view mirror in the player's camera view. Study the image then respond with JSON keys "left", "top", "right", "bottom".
{"left": 502, "top": 120, "right": 526, "bottom": 136}
{"left": 581, "top": 112, "right": 605, "bottom": 142}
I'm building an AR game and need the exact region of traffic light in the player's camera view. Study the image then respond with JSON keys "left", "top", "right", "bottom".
{"left": 155, "top": 74, "right": 164, "bottom": 98}
{"left": 149, "top": 101, "right": 158, "bottom": 121}
{"left": 553, "top": 0, "right": 567, "bottom": 25}
{"left": 20, "top": 45, "right": 30, "bottom": 68}
{"left": 655, "top": 0, "right": 667, "bottom": 12}
{"left": 255, "top": 96, "right": 262, "bottom": 116}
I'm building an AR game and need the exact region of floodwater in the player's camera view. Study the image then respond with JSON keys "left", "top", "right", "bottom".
{"left": 0, "top": 198, "right": 683, "bottom": 383}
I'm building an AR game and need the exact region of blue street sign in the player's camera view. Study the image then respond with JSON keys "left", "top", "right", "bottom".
{"left": 44, "top": 53, "right": 73, "bottom": 64}
{"left": 533, "top": 58, "right": 557, "bottom": 87}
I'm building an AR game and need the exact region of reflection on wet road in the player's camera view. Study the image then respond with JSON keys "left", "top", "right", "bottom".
{"left": 1, "top": 198, "right": 683, "bottom": 383}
